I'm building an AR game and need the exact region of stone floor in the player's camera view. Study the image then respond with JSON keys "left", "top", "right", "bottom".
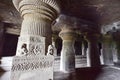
{"left": 1, "top": 66, "right": 120, "bottom": 80}
{"left": 54, "top": 66, "right": 120, "bottom": 80}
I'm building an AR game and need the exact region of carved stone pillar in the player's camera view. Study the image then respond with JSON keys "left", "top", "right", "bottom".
{"left": 85, "top": 34, "right": 101, "bottom": 67}
{"left": 59, "top": 27, "right": 76, "bottom": 73}
{"left": 0, "top": 22, "right": 4, "bottom": 63}
{"left": 11, "top": 0, "right": 60, "bottom": 80}
{"left": 101, "top": 34, "right": 114, "bottom": 65}
{"left": 13, "top": 0, "right": 60, "bottom": 55}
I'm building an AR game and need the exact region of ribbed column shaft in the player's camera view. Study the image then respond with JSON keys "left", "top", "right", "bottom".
{"left": 21, "top": 14, "right": 52, "bottom": 48}
{"left": 21, "top": 15, "right": 51, "bottom": 36}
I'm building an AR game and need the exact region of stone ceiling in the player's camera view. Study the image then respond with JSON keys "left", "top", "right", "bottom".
{"left": 0, "top": 0, "right": 120, "bottom": 34}
{"left": 60, "top": 0, "right": 120, "bottom": 25}
{"left": 0, "top": 0, "right": 21, "bottom": 27}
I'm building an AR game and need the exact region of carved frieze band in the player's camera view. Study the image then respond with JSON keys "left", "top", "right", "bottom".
{"left": 11, "top": 56, "right": 54, "bottom": 80}
{"left": 11, "top": 56, "right": 54, "bottom": 71}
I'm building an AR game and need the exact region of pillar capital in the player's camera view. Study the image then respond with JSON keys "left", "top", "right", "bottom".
{"left": 102, "top": 34, "right": 113, "bottom": 43}
{"left": 13, "top": 0, "right": 60, "bottom": 36}
{"left": 13, "top": 0, "right": 60, "bottom": 55}
{"left": 59, "top": 27, "right": 76, "bottom": 41}
{"left": 85, "top": 34, "right": 101, "bottom": 43}
{"left": 13, "top": 0, "right": 60, "bottom": 21}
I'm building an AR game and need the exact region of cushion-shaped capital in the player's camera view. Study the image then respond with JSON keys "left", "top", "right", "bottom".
{"left": 12, "top": 0, "right": 60, "bottom": 14}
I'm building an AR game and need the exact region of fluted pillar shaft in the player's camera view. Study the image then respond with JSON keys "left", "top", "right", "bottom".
{"left": 59, "top": 27, "right": 76, "bottom": 73}
{"left": 13, "top": 0, "right": 60, "bottom": 55}
{"left": 21, "top": 16, "right": 52, "bottom": 53}
{"left": 86, "top": 34, "right": 101, "bottom": 67}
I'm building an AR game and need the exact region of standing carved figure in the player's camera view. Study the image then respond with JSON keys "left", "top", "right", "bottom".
{"left": 47, "top": 45, "right": 54, "bottom": 56}
{"left": 20, "top": 43, "right": 28, "bottom": 56}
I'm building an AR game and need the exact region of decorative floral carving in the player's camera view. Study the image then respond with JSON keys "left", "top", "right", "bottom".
{"left": 11, "top": 56, "right": 54, "bottom": 80}
{"left": 11, "top": 56, "right": 54, "bottom": 71}
{"left": 29, "top": 44, "right": 43, "bottom": 56}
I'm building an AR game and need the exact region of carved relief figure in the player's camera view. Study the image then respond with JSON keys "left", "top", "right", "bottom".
{"left": 20, "top": 43, "right": 28, "bottom": 56}
{"left": 47, "top": 45, "right": 54, "bottom": 56}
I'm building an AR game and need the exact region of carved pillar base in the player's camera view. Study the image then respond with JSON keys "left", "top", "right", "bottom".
{"left": 11, "top": 36, "right": 55, "bottom": 80}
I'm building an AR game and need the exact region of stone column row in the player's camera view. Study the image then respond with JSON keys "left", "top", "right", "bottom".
{"left": 58, "top": 28, "right": 102, "bottom": 72}
{"left": 59, "top": 27, "right": 102, "bottom": 73}
{"left": 49, "top": 27, "right": 120, "bottom": 72}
